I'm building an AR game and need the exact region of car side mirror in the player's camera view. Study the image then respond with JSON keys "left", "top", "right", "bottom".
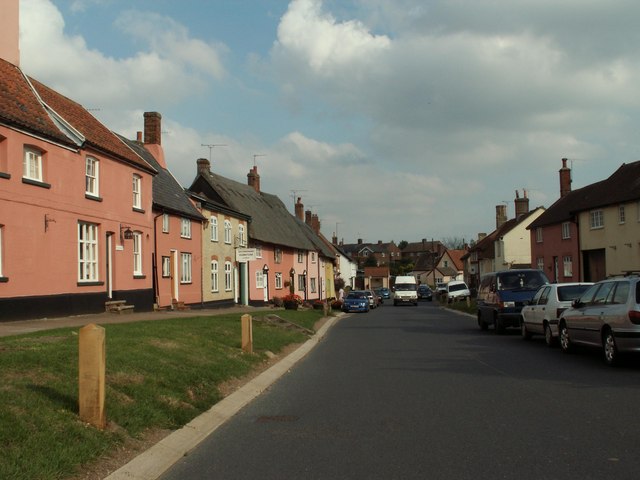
{"left": 571, "top": 298, "right": 582, "bottom": 308}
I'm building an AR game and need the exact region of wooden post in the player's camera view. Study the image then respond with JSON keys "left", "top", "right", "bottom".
{"left": 78, "top": 323, "right": 106, "bottom": 429}
{"left": 241, "top": 314, "right": 253, "bottom": 354}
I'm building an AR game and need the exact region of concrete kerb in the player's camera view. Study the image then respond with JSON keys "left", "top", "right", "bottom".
{"left": 104, "top": 312, "right": 344, "bottom": 480}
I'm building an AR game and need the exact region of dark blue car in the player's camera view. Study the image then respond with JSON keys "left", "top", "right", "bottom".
{"left": 342, "top": 291, "right": 370, "bottom": 313}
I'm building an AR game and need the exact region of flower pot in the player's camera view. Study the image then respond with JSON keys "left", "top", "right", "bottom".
{"left": 283, "top": 301, "right": 299, "bottom": 310}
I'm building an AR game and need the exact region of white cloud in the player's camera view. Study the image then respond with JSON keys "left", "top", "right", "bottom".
{"left": 20, "top": 0, "right": 226, "bottom": 116}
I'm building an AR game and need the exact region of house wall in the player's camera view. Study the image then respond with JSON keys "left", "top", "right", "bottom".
{"left": 529, "top": 222, "right": 581, "bottom": 282}
{"left": 0, "top": 127, "right": 154, "bottom": 320}
{"left": 154, "top": 213, "right": 203, "bottom": 308}
{"left": 497, "top": 208, "right": 544, "bottom": 268}
{"left": 578, "top": 202, "right": 640, "bottom": 277}
{"left": 199, "top": 210, "right": 246, "bottom": 306}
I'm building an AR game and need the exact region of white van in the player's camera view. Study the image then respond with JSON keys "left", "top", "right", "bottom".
{"left": 446, "top": 280, "right": 470, "bottom": 303}
{"left": 393, "top": 276, "right": 418, "bottom": 306}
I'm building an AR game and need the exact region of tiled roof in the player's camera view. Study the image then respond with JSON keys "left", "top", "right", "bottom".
{"left": 364, "top": 266, "right": 390, "bottom": 277}
{"left": 190, "top": 170, "right": 318, "bottom": 251}
{"left": 529, "top": 160, "right": 640, "bottom": 229}
{"left": 0, "top": 58, "right": 154, "bottom": 172}
{"left": 118, "top": 135, "right": 204, "bottom": 221}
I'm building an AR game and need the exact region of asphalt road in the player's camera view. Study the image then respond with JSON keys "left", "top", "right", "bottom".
{"left": 161, "top": 301, "right": 640, "bottom": 480}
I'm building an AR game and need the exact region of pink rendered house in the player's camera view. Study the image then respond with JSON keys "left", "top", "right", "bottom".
{"left": 0, "top": 3, "right": 157, "bottom": 320}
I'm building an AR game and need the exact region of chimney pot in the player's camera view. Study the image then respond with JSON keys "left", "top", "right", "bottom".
{"left": 197, "top": 158, "right": 211, "bottom": 175}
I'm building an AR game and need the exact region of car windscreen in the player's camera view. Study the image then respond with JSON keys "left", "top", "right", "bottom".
{"left": 395, "top": 284, "right": 416, "bottom": 291}
{"left": 497, "top": 271, "right": 547, "bottom": 291}
{"left": 557, "top": 284, "right": 592, "bottom": 302}
{"left": 347, "top": 292, "right": 366, "bottom": 299}
{"left": 448, "top": 284, "right": 467, "bottom": 292}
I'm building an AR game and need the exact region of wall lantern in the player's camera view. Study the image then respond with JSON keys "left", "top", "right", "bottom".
{"left": 120, "top": 224, "right": 134, "bottom": 242}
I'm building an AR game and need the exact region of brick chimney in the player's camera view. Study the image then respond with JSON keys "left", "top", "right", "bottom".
{"left": 197, "top": 158, "right": 211, "bottom": 176}
{"left": 332, "top": 234, "right": 338, "bottom": 244}
{"left": 305, "top": 210, "right": 312, "bottom": 225}
{"left": 559, "top": 158, "right": 572, "bottom": 198}
{"left": 143, "top": 112, "right": 166, "bottom": 168}
{"left": 295, "top": 197, "right": 304, "bottom": 221}
{"left": 514, "top": 189, "right": 529, "bottom": 218}
{"left": 311, "top": 214, "right": 320, "bottom": 234}
{"left": 247, "top": 166, "right": 260, "bottom": 192}
{"left": 0, "top": 0, "right": 20, "bottom": 66}
{"left": 496, "top": 204, "right": 507, "bottom": 229}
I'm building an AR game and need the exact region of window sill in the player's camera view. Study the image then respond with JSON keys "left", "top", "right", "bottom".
{"left": 134, "top": 275, "right": 146, "bottom": 280}
{"left": 0, "top": 277, "right": 8, "bottom": 283}
{"left": 22, "top": 178, "right": 51, "bottom": 189}
{"left": 0, "top": 172, "right": 10, "bottom": 180}
{"left": 85, "top": 194, "right": 103, "bottom": 202}
{"left": 77, "top": 281, "right": 105, "bottom": 287}
{"left": 181, "top": 282, "right": 193, "bottom": 285}
{"left": 133, "top": 207, "right": 145, "bottom": 214}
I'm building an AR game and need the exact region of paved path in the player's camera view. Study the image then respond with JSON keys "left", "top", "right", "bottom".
{"left": 0, "top": 305, "right": 264, "bottom": 337}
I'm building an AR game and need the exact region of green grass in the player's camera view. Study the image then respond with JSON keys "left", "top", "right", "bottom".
{"left": 0, "top": 309, "right": 325, "bottom": 480}
{"left": 443, "top": 297, "right": 477, "bottom": 315}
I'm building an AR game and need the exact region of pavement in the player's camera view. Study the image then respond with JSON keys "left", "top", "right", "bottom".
{"left": 0, "top": 305, "right": 342, "bottom": 480}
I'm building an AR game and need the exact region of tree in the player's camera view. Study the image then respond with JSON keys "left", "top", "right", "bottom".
{"left": 398, "top": 240, "right": 408, "bottom": 250}
{"left": 441, "top": 237, "right": 467, "bottom": 249}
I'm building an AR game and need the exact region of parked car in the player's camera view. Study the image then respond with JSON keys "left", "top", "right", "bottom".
{"left": 364, "top": 289, "right": 379, "bottom": 309}
{"left": 445, "top": 280, "right": 470, "bottom": 303}
{"left": 559, "top": 276, "right": 640, "bottom": 365}
{"left": 521, "top": 282, "right": 593, "bottom": 346}
{"left": 376, "top": 287, "right": 391, "bottom": 299}
{"left": 342, "top": 291, "right": 370, "bottom": 313}
{"left": 417, "top": 285, "right": 433, "bottom": 301}
{"left": 477, "top": 269, "right": 549, "bottom": 333}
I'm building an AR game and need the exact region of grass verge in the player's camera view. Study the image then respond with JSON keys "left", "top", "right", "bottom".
{"left": 0, "top": 309, "right": 326, "bottom": 480}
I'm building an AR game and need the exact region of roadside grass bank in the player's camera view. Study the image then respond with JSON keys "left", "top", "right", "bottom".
{"left": 0, "top": 309, "right": 326, "bottom": 480}
{"left": 441, "top": 296, "right": 477, "bottom": 316}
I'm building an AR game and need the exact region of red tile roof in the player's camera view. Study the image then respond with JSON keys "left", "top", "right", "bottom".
{"left": 0, "top": 58, "right": 154, "bottom": 172}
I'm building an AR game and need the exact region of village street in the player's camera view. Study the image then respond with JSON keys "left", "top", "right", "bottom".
{"left": 160, "top": 302, "right": 640, "bottom": 480}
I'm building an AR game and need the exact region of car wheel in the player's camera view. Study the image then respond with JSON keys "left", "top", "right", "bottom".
{"left": 521, "top": 321, "right": 532, "bottom": 340}
{"left": 544, "top": 323, "right": 555, "bottom": 347}
{"left": 603, "top": 329, "right": 619, "bottom": 366}
{"left": 559, "top": 322, "right": 571, "bottom": 353}
{"left": 478, "top": 312, "right": 488, "bottom": 331}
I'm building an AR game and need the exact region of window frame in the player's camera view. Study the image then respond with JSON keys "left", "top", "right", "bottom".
{"left": 181, "top": 218, "right": 192, "bottom": 239}
{"left": 561, "top": 222, "right": 571, "bottom": 240}
{"left": 256, "top": 270, "right": 265, "bottom": 289}
{"left": 563, "top": 255, "right": 573, "bottom": 277}
{"left": 210, "top": 216, "right": 218, "bottom": 242}
{"left": 224, "top": 220, "right": 232, "bottom": 244}
{"left": 132, "top": 174, "right": 142, "bottom": 210}
{"left": 78, "top": 222, "right": 99, "bottom": 282}
{"left": 132, "top": 232, "right": 143, "bottom": 276}
{"left": 0, "top": 225, "right": 4, "bottom": 278}
{"left": 224, "top": 262, "right": 232, "bottom": 291}
{"left": 275, "top": 272, "right": 283, "bottom": 289}
{"left": 23, "top": 146, "right": 43, "bottom": 182}
{"left": 85, "top": 156, "right": 99, "bottom": 197}
{"left": 181, "top": 253, "right": 193, "bottom": 284}
{"left": 590, "top": 209, "right": 604, "bottom": 229}
{"left": 619, "top": 205, "right": 626, "bottom": 224}
{"left": 535, "top": 227, "right": 543, "bottom": 243}
{"left": 211, "top": 260, "right": 219, "bottom": 292}
{"left": 162, "top": 214, "right": 170, "bottom": 233}
{"left": 162, "top": 256, "right": 171, "bottom": 277}
{"left": 238, "top": 224, "right": 246, "bottom": 247}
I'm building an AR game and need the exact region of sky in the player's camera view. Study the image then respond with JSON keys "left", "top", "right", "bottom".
{"left": 17, "top": 0, "right": 640, "bottom": 246}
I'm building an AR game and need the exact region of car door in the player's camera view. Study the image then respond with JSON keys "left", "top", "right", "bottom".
{"left": 564, "top": 283, "right": 600, "bottom": 344}
{"left": 579, "top": 281, "right": 616, "bottom": 346}
{"left": 524, "top": 286, "right": 548, "bottom": 334}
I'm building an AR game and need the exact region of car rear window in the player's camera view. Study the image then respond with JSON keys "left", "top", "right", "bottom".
{"left": 448, "top": 283, "right": 468, "bottom": 292}
{"left": 497, "top": 271, "right": 547, "bottom": 290}
{"left": 557, "top": 284, "right": 592, "bottom": 302}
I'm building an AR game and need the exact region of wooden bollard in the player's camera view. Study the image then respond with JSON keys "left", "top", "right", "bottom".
{"left": 78, "top": 323, "right": 106, "bottom": 429}
{"left": 241, "top": 314, "right": 253, "bottom": 354}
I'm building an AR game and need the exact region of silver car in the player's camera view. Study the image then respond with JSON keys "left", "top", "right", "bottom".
{"left": 521, "top": 282, "right": 593, "bottom": 346}
{"left": 559, "top": 276, "right": 640, "bottom": 365}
